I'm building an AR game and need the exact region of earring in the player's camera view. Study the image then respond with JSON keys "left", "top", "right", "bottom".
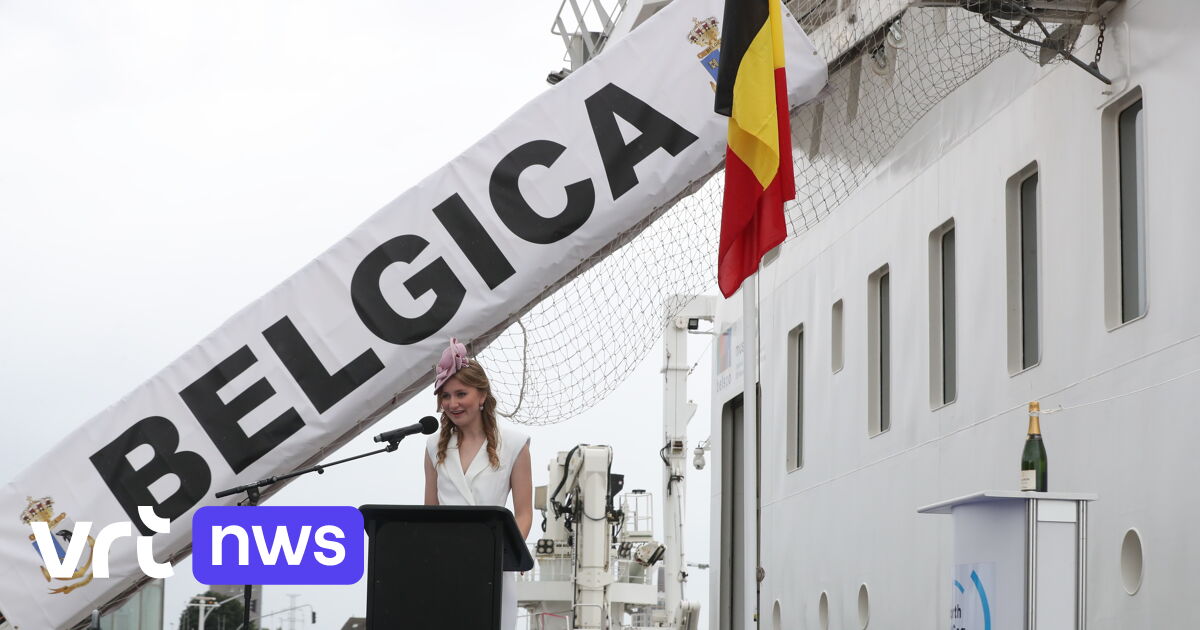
{"left": 479, "top": 405, "right": 485, "bottom": 411}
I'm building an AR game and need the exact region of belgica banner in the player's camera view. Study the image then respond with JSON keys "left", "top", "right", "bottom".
{"left": 0, "top": 0, "right": 825, "bottom": 626}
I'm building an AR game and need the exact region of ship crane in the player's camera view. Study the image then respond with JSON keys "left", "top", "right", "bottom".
{"left": 518, "top": 444, "right": 659, "bottom": 630}
{"left": 517, "top": 296, "right": 711, "bottom": 630}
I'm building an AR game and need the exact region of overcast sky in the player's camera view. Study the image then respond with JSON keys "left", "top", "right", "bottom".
{"left": 0, "top": 2, "right": 715, "bottom": 628}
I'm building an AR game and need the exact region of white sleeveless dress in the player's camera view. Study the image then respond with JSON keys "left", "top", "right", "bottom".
{"left": 426, "top": 425, "right": 530, "bottom": 630}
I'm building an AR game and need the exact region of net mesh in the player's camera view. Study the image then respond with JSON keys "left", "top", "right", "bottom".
{"left": 480, "top": 1, "right": 1098, "bottom": 425}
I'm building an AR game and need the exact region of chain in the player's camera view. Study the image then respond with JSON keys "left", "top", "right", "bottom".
{"left": 1093, "top": 17, "right": 1107, "bottom": 66}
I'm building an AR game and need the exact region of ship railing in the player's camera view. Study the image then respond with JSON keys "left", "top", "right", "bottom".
{"left": 515, "top": 544, "right": 654, "bottom": 585}
{"left": 613, "top": 558, "right": 653, "bottom": 585}
{"left": 550, "top": 0, "right": 629, "bottom": 70}
{"left": 517, "top": 543, "right": 573, "bottom": 582}
{"left": 517, "top": 561, "right": 573, "bottom": 583}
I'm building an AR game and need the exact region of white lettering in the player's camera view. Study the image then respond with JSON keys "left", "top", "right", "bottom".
{"left": 253, "top": 525, "right": 310, "bottom": 565}
{"left": 313, "top": 525, "right": 346, "bottom": 566}
{"left": 91, "top": 521, "right": 132, "bottom": 578}
{"left": 31, "top": 521, "right": 92, "bottom": 579}
{"left": 211, "top": 525, "right": 250, "bottom": 566}
{"left": 136, "top": 506, "right": 174, "bottom": 578}
{"left": 31, "top": 506, "right": 175, "bottom": 579}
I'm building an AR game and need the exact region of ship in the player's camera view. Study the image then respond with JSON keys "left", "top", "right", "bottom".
{"left": 518, "top": 0, "right": 1199, "bottom": 628}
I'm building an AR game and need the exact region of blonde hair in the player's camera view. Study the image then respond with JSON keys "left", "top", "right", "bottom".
{"left": 434, "top": 360, "right": 500, "bottom": 469}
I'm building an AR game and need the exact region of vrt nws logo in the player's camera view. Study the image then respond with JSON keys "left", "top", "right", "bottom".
{"left": 22, "top": 495, "right": 173, "bottom": 595}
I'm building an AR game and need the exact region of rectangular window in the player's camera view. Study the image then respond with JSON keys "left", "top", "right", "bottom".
{"left": 719, "top": 396, "right": 743, "bottom": 630}
{"left": 1020, "top": 174, "right": 1039, "bottom": 369}
{"left": 786, "top": 325, "right": 804, "bottom": 470}
{"left": 1118, "top": 100, "right": 1146, "bottom": 320}
{"left": 942, "top": 229, "right": 957, "bottom": 401}
{"left": 1006, "top": 164, "right": 1041, "bottom": 373}
{"left": 880, "top": 272, "right": 891, "bottom": 431}
{"left": 831, "top": 300, "right": 844, "bottom": 373}
{"left": 868, "top": 265, "right": 890, "bottom": 435}
{"left": 929, "top": 220, "right": 957, "bottom": 406}
{"left": 1103, "top": 92, "right": 1147, "bottom": 327}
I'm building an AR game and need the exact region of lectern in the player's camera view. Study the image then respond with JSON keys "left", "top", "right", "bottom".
{"left": 918, "top": 491, "right": 1096, "bottom": 630}
{"left": 360, "top": 505, "right": 534, "bottom": 630}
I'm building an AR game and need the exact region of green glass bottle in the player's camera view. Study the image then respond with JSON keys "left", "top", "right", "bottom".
{"left": 1020, "top": 401, "right": 1048, "bottom": 492}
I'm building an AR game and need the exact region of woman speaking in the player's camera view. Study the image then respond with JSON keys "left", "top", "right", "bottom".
{"left": 423, "top": 338, "right": 533, "bottom": 630}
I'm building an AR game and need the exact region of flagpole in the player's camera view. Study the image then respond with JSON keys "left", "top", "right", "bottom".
{"left": 716, "top": 0, "right": 819, "bottom": 622}
{"left": 742, "top": 267, "right": 760, "bottom": 629}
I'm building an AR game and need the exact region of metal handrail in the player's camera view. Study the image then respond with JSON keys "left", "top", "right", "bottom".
{"left": 517, "top": 544, "right": 655, "bottom": 585}
{"left": 549, "top": 0, "right": 629, "bottom": 68}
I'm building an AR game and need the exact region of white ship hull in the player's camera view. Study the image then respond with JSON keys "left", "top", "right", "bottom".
{"left": 708, "top": 0, "right": 1200, "bottom": 627}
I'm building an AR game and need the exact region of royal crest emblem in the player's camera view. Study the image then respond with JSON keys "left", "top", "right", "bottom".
{"left": 688, "top": 16, "right": 722, "bottom": 90}
{"left": 22, "top": 495, "right": 95, "bottom": 594}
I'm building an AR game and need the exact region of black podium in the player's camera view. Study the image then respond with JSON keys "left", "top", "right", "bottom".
{"left": 360, "top": 505, "right": 534, "bottom": 630}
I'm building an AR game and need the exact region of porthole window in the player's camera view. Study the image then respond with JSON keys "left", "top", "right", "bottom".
{"left": 858, "top": 583, "right": 871, "bottom": 628}
{"left": 1120, "top": 528, "right": 1144, "bottom": 595}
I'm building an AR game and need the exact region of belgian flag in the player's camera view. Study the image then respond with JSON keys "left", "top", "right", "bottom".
{"left": 714, "top": 0, "right": 794, "bottom": 298}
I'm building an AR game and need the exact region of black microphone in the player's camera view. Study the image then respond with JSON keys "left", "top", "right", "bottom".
{"left": 373, "top": 416, "right": 439, "bottom": 443}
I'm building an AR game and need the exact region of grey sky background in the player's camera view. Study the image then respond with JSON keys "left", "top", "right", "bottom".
{"left": 0, "top": 2, "right": 716, "bottom": 628}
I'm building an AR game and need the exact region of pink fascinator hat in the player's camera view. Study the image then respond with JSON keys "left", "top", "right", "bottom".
{"left": 434, "top": 338, "right": 470, "bottom": 392}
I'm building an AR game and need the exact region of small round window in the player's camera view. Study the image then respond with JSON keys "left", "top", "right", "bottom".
{"left": 1120, "top": 528, "right": 1144, "bottom": 595}
{"left": 858, "top": 583, "right": 871, "bottom": 628}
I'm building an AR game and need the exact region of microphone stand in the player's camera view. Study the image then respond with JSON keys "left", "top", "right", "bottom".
{"left": 215, "top": 439, "right": 408, "bottom": 500}
{"left": 213, "top": 435, "right": 415, "bottom": 630}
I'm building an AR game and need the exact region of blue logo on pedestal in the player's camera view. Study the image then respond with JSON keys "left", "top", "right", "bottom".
{"left": 952, "top": 568, "right": 992, "bottom": 630}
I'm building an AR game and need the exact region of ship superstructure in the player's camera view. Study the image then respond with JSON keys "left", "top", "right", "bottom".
{"left": 542, "top": 0, "right": 1197, "bottom": 628}
{"left": 702, "top": 0, "right": 1199, "bottom": 628}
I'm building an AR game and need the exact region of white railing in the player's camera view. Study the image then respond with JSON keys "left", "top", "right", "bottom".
{"left": 550, "top": 0, "right": 629, "bottom": 70}
{"left": 620, "top": 491, "right": 654, "bottom": 538}
{"left": 518, "top": 549, "right": 574, "bottom": 583}
{"left": 517, "top": 545, "right": 654, "bottom": 586}
{"left": 613, "top": 559, "right": 654, "bottom": 585}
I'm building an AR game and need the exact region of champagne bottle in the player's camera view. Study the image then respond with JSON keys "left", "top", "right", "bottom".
{"left": 1020, "top": 401, "right": 1048, "bottom": 492}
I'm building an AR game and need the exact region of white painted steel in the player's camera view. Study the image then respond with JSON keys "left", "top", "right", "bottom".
{"left": 741, "top": 278, "right": 760, "bottom": 630}
{"left": 661, "top": 296, "right": 715, "bottom": 628}
{"left": 710, "top": 1, "right": 1199, "bottom": 627}
{"left": 574, "top": 445, "right": 614, "bottom": 629}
